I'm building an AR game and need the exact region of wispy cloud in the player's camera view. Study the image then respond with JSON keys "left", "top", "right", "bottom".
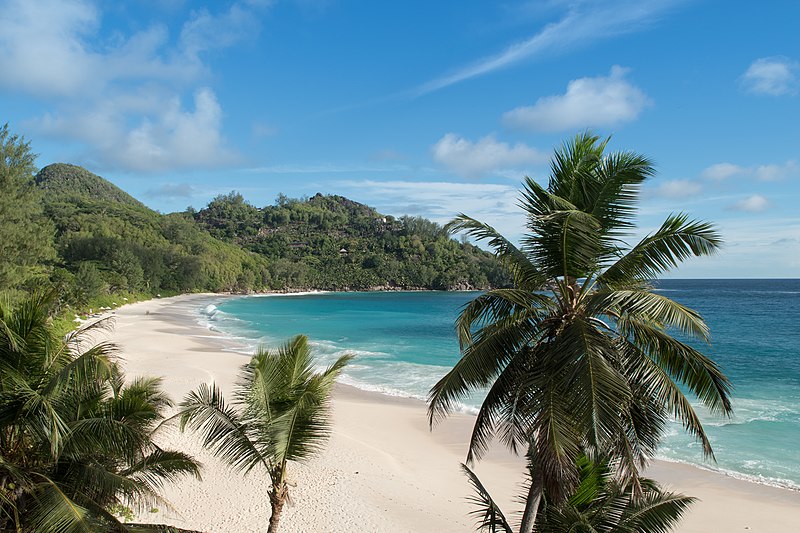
{"left": 334, "top": 179, "right": 527, "bottom": 238}
{"left": 651, "top": 179, "right": 703, "bottom": 199}
{"left": 754, "top": 161, "right": 798, "bottom": 181}
{"left": 701, "top": 160, "right": 798, "bottom": 182}
{"left": 243, "top": 163, "right": 409, "bottom": 174}
{"left": 701, "top": 162, "right": 746, "bottom": 181}
{"left": 742, "top": 56, "right": 798, "bottom": 96}
{"left": 0, "top": 0, "right": 269, "bottom": 172}
{"left": 731, "top": 194, "right": 770, "bottom": 213}
{"left": 431, "top": 134, "right": 546, "bottom": 178}
{"left": 145, "top": 183, "right": 197, "bottom": 199}
{"left": 413, "top": 0, "right": 686, "bottom": 96}
{"left": 503, "top": 66, "right": 650, "bottom": 132}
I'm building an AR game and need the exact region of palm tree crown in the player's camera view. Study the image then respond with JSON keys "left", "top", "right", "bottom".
{"left": 179, "top": 334, "right": 351, "bottom": 533}
{"left": 428, "top": 133, "right": 732, "bottom": 531}
{"left": 0, "top": 292, "right": 200, "bottom": 532}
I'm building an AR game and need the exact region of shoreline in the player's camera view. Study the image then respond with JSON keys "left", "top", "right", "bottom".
{"left": 108, "top": 294, "right": 800, "bottom": 532}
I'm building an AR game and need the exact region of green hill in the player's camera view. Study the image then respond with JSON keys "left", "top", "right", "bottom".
{"left": 36, "top": 166, "right": 271, "bottom": 302}
{"left": 30, "top": 163, "right": 506, "bottom": 299}
{"left": 194, "top": 192, "right": 508, "bottom": 291}
{"left": 35, "top": 163, "right": 145, "bottom": 207}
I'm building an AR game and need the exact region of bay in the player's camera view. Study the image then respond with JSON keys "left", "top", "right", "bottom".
{"left": 203, "top": 280, "right": 800, "bottom": 489}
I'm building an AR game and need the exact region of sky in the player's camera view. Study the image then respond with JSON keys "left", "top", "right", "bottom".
{"left": 1, "top": 0, "right": 798, "bottom": 278}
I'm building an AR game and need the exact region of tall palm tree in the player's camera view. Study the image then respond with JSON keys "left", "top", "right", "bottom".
{"left": 179, "top": 335, "right": 351, "bottom": 533}
{"left": 0, "top": 292, "right": 200, "bottom": 532}
{"left": 428, "top": 132, "right": 732, "bottom": 532}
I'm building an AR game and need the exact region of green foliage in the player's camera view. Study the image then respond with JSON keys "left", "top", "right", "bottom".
{"left": 195, "top": 192, "right": 508, "bottom": 290}
{"left": 0, "top": 124, "right": 57, "bottom": 292}
{"left": 35, "top": 162, "right": 145, "bottom": 207}
{"left": 35, "top": 163, "right": 272, "bottom": 302}
{"left": 0, "top": 292, "right": 201, "bottom": 532}
{"left": 2, "top": 124, "right": 506, "bottom": 307}
{"left": 179, "top": 335, "right": 351, "bottom": 532}
{"left": 463, "top": 455, "right": 695, "bottom": 533}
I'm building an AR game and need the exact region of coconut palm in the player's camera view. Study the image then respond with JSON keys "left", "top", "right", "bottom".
{"left": 428, "top": 132, "right": 732, "bottom": 532}
{"left": 0, "top": 291, "right": 200, "bottom": 532}
{"left": 179, "top": 335, "right": 351, "bottom": 533}
{"left": 463, "top": 454, "right": 695, "bottom": 533}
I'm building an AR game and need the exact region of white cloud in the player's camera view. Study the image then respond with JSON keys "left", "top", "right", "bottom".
{"left": 0, "top": 0, "right": 269, "bottom": 172}
{"left": 754, "top": 161, "right": 798, "bottom": 181}
{"left": 414, "top": 0, "right": 685, "bottom": 95}
{"left": 503, "top": 66, "right": 650, "bottom": 132}
{"left": 653, "top": 179, "right": 702, "bottom": 199}
{"left": 334, "top": 179, "right": 527, "bottom": 239}
{"left": 432, "top": 134, "right": 546, "bottom": 178}
{"left": 742, "top": 57, "right": 798, "bottom": 96}
{"left": 180, "top": 3, "right": 260, "bottom": 61}
{"left": 700, "top": 160, "right": 798, "bottom": 182}
{"left": 701, "top": 162, "right": 745, "bottom": 181}
{"left": 114, "top": 88, "right": 237, "bottom": 172}
{"left": 732, "top": 195, "right": 770, "bottom": 213}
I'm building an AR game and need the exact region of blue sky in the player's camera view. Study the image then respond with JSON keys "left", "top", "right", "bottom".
{"left": 1, "top": 0, "right": 798, "bottom": 277}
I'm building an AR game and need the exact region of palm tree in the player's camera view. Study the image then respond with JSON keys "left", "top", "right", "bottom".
{"left": 463, "top": 454, "right": 695, "bottom": 533}
{"left": 428, "top": 132, "right": 732, "bottom": 532}
{"left": 179, "top": 335, "right": 351, "bottom": 533}
{"left": 0, "top": 292, "right": 200, "bottom": 532}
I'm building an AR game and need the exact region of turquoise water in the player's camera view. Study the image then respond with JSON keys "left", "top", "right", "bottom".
{"left": 202, "top": 280, "right": 800, "bottom": 490}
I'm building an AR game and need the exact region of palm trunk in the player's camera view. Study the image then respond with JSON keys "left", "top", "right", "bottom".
{"left": 267, "top": 480, "right": 287, "bottom": 533}
{"left": 519, "top": 467, "right": 543, "bottom": 533}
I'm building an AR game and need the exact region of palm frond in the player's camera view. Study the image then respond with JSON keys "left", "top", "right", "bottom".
{"left": 591, "top": 150, "right": 654, "bottom": 237}
{"left": 179, "top": 383, "right": 267, "bottom": 473}
{"left": 601, "top": 214, "right": 721, "bottom": 286}
{"left": 615, "top": 487, "right": 696, "bottom": 533}
{"left": 446, "top": 215, "right": 547, "bottom": 288}
{"left": 428, "top": 311, "right": 544, "bottom": 427}
{"left": 27, "top": 475, "right": 95, "bottom": 533}
{"left": 621, "top": 316, "right": 732, "bottom": 416}
{"left": 461, "top": 464, "right": 514, "bottom": 533}
{"left": 587, "top": 289, "right": 711, "bottom": 341}
{"left": 464, "top": 348, "right": 534, "bottom": 464}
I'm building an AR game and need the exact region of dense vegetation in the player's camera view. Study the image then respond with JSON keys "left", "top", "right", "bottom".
{"left": 0, "top": 125, "right": 57, "bottom": 296}
{"left": 194, "top": 192, "right": 508, "bottom": 290}
{"left": 0, "top": 124, "right": 506, "bottom": 318}
{"left": 0, "top": 293, "right": 200, "bottom": 532}
{"left": 37, "top": 163, "right": 272, "bottom": 301}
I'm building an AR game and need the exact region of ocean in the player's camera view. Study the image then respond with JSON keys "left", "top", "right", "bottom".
{"left": 200, "top": 279, "right": 800, "bottom": 490}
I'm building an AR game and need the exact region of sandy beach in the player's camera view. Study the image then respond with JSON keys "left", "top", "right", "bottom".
{"left": 101, "top": 294, "right": 800, "bottom": 532}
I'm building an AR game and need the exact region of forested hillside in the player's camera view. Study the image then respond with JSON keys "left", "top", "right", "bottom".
{"left": 1, "top": 125, "right": 506, "bottom": 311}
{"left": 194, "top": 192, "right": 508, "bottom": 290}
{"left": 36, "top": 164, "right": 271, "bottom": 302}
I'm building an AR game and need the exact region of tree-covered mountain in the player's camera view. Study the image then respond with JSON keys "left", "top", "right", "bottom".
{"left": 1, "top": 124, "right": 506, "bottom": 310}
{"left": 35, "top": 163, "right": 146, "bottom": 207}
{"left": 193, "top": 192, "right": 508, "bottom": 290}
{"left": 36, "top": 163, "right": 271, "bottom": 302}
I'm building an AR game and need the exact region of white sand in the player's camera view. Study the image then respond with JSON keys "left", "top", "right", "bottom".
{"left": 104, "top": 294, "right": 800, "bottom": 532}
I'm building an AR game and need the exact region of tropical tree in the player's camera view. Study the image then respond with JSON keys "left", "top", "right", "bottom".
{"left": 0, "top": 123, "right": 56, "bottom": 293}
{"left": 428, "top": 132, "right": 732, "bottom": 532}
{"left": 463, "top": 454, "right": 696, "bottom": 533}
{"left": 0, "top": 292, "right": 200, "bottom": 532}
{"left": 179, "top": 335, "right": 352, "bottom": 533}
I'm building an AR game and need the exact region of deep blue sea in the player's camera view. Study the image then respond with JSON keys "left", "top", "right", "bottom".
{"left": 201, "top": 280, "right": 800, "bottom": 490}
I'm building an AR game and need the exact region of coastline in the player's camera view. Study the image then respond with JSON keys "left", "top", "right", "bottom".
{"left": 107, "top": 294, "right": 800, "bottom": 532}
